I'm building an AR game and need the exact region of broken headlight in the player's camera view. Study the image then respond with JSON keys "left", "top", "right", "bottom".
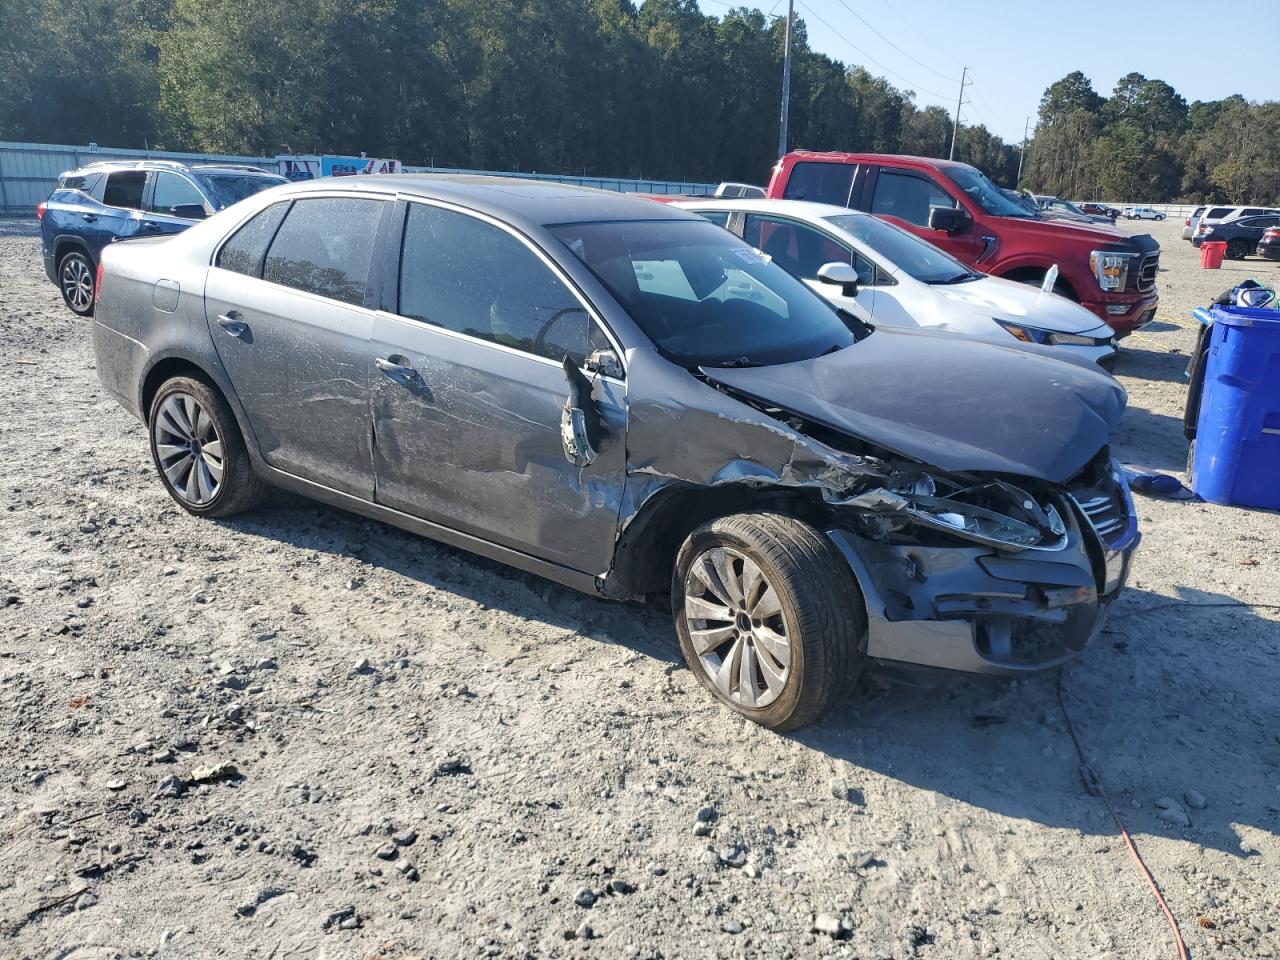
{"left": 840, "top": 475, "right": 1068, "bottom": 551}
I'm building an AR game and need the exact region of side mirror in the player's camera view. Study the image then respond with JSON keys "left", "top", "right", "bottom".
{"left": 583, "top": 348, "right": 623, "bottom": 380}
{"left": 816, "top": 261, "right": 860, "bottom": 298}
{"left": 172, "top": 204, "right": 207, "bottom": 221}
{"left": 928, "top": 207, "right": 969, "bottom": 233}
{"left": 561, "top": 405, "right": 597, "bottom": 467}
{"left": 560, "top": 356, "right": 602, "bottom": 467}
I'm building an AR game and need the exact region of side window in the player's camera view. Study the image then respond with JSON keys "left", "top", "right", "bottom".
{"left": 398, "top": 203, "right": 606, "bottom": 366}
{"left": 695, "top": 210, "right": 731, "bottom": 228}
{"left": 263, "top": 197, "right": 384, "bottom": 307}
{"left": 1206, "top": 207, "right": 1232, "bottom": 220}
{"left": 742, "top": 214, "right": 858, "bottom": 282}
{"left": 871, "top": 171, "right": 956, "bottom": 227}
{"left": 216, "top": 203, "right": 290, "bottom": 277}
{"left": 782, "top": 162, "right": 855, "bottom": 206}
{"left": 149, "top": 172, "right": 207, "bottom": 215}
{"left": 102, "top": 171, "right": 146, "bottom": 210}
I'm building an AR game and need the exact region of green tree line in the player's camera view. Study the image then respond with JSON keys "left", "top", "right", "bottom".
{"left": 1023, "top": 70, "right": 1280, "bottom": 203}
{"left": 1, "top": 0, "right": 1274, "bottom": 202}
{"left": 0, "top": 0, "right": 1017, "bottom": 183}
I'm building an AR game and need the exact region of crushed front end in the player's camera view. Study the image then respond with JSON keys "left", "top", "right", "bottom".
{"left": 824, "top": 449, "right": 1139, "bottom": 674}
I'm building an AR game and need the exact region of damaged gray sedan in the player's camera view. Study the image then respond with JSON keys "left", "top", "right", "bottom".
{"left": 92, "top": 176, "right": 1139, "bottom": 730}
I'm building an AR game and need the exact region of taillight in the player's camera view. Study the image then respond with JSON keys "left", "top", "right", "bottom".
{"left": 1265, "top": 227, "right": 1280, "bottom": 239}
{"left": 94, "top": 262, "right": 104, "bottom": 303}
{"left": 1184, "top": 217, "right": 1190, "bottom": 226}
{"left": 35, "top": 201, "right": 46, "bottom": 220}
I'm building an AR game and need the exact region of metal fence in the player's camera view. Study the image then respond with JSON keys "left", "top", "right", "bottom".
{"left": 0, "top": 140, "right": 717, "bottom": 215}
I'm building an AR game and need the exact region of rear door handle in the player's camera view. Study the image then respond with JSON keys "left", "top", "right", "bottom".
{"left": 375, "top": 356, "right": 424, "bottom": 387}
{"left": 216, "top": 311, "right": 249, "bottom": 338}
{"left": 141, "top": 221, "right": 161, "bottom": 232}
{"left": 81, "top": 213, "right": 97, "bottom": 223}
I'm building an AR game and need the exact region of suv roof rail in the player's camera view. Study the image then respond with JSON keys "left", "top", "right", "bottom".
{"left": 75, "top": 158, "right": 192, "bottom": 173}
{"left": 191, "top": 163, "right": 276, "bottom": 175}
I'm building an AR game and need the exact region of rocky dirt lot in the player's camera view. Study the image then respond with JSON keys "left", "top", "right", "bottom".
{"left": 0, "top": 216, "right": 1277, "bottom": 960}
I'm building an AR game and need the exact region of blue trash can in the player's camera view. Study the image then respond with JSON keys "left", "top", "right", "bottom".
{"left": 1190, "top": 304, "right": 1280, "bottom": 509}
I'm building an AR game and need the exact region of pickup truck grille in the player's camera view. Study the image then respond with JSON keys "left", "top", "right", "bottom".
{"left": 1131, "top": 252, "right": 1159, "bottom": 293}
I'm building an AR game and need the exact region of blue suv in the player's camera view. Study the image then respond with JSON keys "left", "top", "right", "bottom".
{"left": 38, "top": 160, "right": 286, "bottom": 315}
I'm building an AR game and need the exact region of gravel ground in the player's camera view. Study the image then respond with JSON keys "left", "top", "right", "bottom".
{"left": 1, "top": 216, "right": 1277, "bottom": 960}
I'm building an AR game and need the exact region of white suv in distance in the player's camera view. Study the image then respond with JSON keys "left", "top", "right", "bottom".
{"left": 1123, "top": 206, "right": 1165, "bottom": 221}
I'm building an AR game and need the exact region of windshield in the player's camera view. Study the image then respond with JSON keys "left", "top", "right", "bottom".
{"left": 197, "top": 173, "right": 287, "bottom": 209}
{"left": 946, "top": 166, "right": 1034, "bottom": 218}
{"left": 824, "top": 213, "right": 977, "bottom": 285}
{"left": 551, "top": 219, "right": 856, "bottom": 367}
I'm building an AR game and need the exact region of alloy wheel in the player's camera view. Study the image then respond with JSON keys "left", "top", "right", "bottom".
{"left": 61, "top": 255, "right": 93, "bottom": 312}
{"left": 153, "top": 392, "right": 225, "bottom": 506}
{"left": 683, "top": 546, "right": 791, "bottom": 708}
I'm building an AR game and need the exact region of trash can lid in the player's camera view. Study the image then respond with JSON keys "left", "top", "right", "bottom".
{"left": 1208, "top": 303, "right": 1280, "bottom": 328}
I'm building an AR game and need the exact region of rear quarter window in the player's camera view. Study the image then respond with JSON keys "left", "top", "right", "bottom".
{"left": 216, "top": 202, "right": 290, "bottom": 277}
{"left": 782, "top": 162, "right": 854, "bottom": 206}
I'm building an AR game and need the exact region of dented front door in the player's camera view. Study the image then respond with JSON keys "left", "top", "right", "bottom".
{"left": 368, "top": 200, "right": 626, "bottom": 573}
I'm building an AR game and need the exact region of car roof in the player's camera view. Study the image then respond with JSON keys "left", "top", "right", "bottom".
{"left": 672, "top": 197, "right": 866, "bottom": 222}
{"left": 274, "top": 174, "right": 696, "bottom": 228}
{"left": 67, "top": 159, "right": 280, "bottom": 177}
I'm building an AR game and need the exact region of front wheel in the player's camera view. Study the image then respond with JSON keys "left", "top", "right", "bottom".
{"left": 58, "top": 250, "right": 95, "bottom": 316}
{"left": 673, "top": 512, "right": 867, "bottom": 731}
{"left": 148, "top": 375, "right": 266, "bottom": 517}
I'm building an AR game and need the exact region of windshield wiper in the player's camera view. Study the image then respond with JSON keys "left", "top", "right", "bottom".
{"left": 715, "top": 356, "right": 764, "bottom": 368}
{"left": 927, "top": 272, "right": 980, "bottom": 285}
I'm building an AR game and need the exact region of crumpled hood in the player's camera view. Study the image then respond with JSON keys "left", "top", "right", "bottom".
{"left": 702, "top": 327, "right": 1127, "bottom": 484}
{"left": 933, "top": 275, "right": 1113, "bottom": 336}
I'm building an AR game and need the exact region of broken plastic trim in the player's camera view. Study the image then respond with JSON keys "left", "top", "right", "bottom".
{"left": 836, "top": 478, "right": 1069, "bottom": 553}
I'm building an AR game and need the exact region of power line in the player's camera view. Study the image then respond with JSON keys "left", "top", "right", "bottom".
{"left": 830, "top": 0, "right": 958, "bottom": 82}
{"left": 967, "top": 76, "right": 1022, "bottom": 135}
{"left": 793, "top": 0, "right": 950, "bottom": 100}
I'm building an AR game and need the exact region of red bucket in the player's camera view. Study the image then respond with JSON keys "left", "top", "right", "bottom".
{"left": 1201, "top": 241, "right": 1227, "bottom": 269}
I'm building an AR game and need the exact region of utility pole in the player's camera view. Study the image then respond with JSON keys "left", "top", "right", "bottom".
{"left": 777, "top": 0, "right": 794, "bottom": 159}
{"left": 948, "top": 66, "right": 970, "bottom": 161}
{"left": 1015, "top": 116, "right": 1030, "bottom": 189}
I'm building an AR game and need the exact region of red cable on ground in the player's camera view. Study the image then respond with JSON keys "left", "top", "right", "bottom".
{"left": 1056, "top": 672, "right": 1191, "bottom": 960}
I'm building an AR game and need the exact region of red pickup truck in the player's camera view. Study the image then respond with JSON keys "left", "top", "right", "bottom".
{"left": 766, "top": 152, "right": 1159, "bottom": 336}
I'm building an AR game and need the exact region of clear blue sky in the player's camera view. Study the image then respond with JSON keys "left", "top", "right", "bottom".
{"left": 696, "top": 0, "right": 1280, "bottom": 144}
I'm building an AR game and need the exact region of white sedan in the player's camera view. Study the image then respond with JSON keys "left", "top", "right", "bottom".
{"left": 674, "top": 198, "right": 1118, "bottom": 369}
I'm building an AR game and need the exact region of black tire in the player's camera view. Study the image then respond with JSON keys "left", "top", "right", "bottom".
{"left": 148, "top": 375, "right": 266, "bottom": 518}
{"left": 1226, "top": 239, "right": 1249, "bottom": 261}
{"left": 57, "top": 248, "right": 95, "bottom": 317}
{"left": 672, "top": 512, "right": 867, "bottom": 731}
{"left": 1186, "top": 439, "right": 1196, "bottom": 478}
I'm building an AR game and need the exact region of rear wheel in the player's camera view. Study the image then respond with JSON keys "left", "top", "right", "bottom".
{"left": 1226, "top": 239, "right": 1250, "bottom": 260}
{"left": 673, "top": 512, "right": 867, "bottom": 731}
{"left": 148, "top": 375, "right": 266, "bottom": 517}
{"left": 58, "top": 249, "right": 95, "bottom": 316}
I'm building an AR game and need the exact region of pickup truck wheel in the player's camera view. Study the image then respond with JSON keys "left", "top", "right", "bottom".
{"left": 673, "top": 512, "right": 867, "bottom": 731}
{"left": 148, "top": 375, "right": 266, "bottom": 518}
{"left": 58, "top": 249, "right": 95, "bottom": 316}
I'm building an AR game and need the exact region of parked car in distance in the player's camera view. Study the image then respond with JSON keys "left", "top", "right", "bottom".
{"left": 92, "top": 175, "right": 1139, "bottom": 730}
{"left": 1080, "top": 202, "right": 1120, "bottom": 221}
{"left": 1182, "top": 205, "right": 1207, "bottom": 240}
{"left": 1196, "top": 204, "right": 1280, "bottom": 234}
{"left": 1033, "top": 195, "right": 1112, "bottom": 224}
{"left": 714, "top": 182, "right": 766, "bottom": 198}
{"left": 1194, "top": 213, "right": 1280, "bottom": 259}
{"left": 1258, "top": 226, "right": 1280, "bottom": 260}
{"left": 674, "top": 198, "right": 1117, "bottom": 369}
{"left": 767, "top": 151, "right": 1160, "bottom": 336}
{"left": 38, "top": 159, "right": 286, "bottom": 315}
{"left": 1122, "top": 206, "right": 1165, "bottom": 221}
{"left": 1000, "top": 187, "right": 1040, "bottom": 214}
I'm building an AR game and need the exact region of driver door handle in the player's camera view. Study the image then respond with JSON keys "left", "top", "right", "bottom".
{"left": 375, "top": 356, "right": 424, "bottom": 387}
{"left": 216, "top": 311, "right": 249, "bottom": 338}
